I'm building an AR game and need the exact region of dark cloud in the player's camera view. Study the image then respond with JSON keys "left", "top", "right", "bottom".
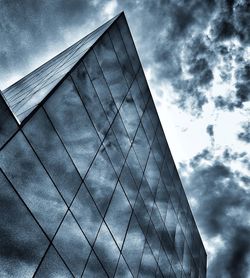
{"left": 206, "top": 124, "right": 214, "bottom": 144}
{"left": 1, "top": 0, "right": 249, "bottom": 113}
{"left": 181, "top": 148, "right": 250, "bottom": 277}
{"left": 1, "top": 1, "right": 250, "bottom": 277}
{"left": 213, "top": 57, "right": 250, "bottom": 111}
{"left": 0, "top": 0, "right": 107, "bottom": 88}
{"left": 238, "top": 123, "right": 250, "bottom": 143}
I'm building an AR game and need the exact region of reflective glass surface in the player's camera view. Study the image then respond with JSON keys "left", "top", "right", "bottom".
{"left": 0, "top": 94, "right": 18, "bottom": 148}
{"left": 0, "top": 132, "right": 67, "bottom": 238}
{"left": 44, "top": 76, "right": 101, "bottom": 178}
{"left": 0, "top": 12, "right": 206, "bottom": 277}
{"left": 0, "top": 171, "right": 49, "bottom": 277}
{"left": 23, "top": 108, "right": 81, "bottom": 205}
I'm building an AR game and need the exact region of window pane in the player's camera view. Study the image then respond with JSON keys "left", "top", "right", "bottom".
{"left": 141, "top": 107, "right": 155, "bottom": 147}
{"left": 53, "top": 211, "right": 91, "bottom": 277}
{"left": 130, "top": 79, "right": 145, "bottom": 117}
{"left": 70, "top": 182, "right": 102, "bottom": 245}
{"left": 103, "top": 127, "right": 125, "bottom": 177}
{"left": 116, "top": 15, "right": 140, "bottom": 74}
{"left": 115, "top": 255, "right": 133, "bottom": 278}
{"left": 83, "top": 50, "right": 117, "bottom": 123}
{"left": 138, "top": 242, "right": 157, "bottom": 277}
{"left": 133, "top": 194, "right": 150, "bottom": 236}
{"left": 111, "top": 112, "right": 131, "bottom": 158}
{"left": 122, "top": 214, "right": 145, "bottom": 277}
{"left": 44, "top": 76, "right": 101, "bottom": 178}
{"left": 0, "top": 95, "right": 18, "bottom": 148}
{"left": 126, "top": 146, "right": 143, "bottom": 189}
{"left": 94, "top": 222, "right": 120, "bottom": 277}
{"left": 119, "top": 162, "right": 138, "bottom": 208}
{"left": 105, "top": 183, "right": 132, "bottom": 249}
{"left": 83, "top": 251, "right": 108, "bottom": 278}
{"left": 146, "top": 221, "right": 161, "bottom": 260}
{"left": 35, "top": 246, "right": 73, "bottom": 278}
{"left": 23, "top": 108, "right": 82, "bottom": 205}
{"left": 119, "top": 91, "right": 140, "bottom": 141}
{"left": 71, "top": 61, "right": 110, "bottom": 140}
{"left": 132, "top": 123, "right": 150, "bottom": 171}
{"left": 84, "top": 147, "right": 117, "bottom": 216}
{"left": 0, "top": 132, "right": 67, "bottom": 238}
{"left": 94, "top": 32, "right": 128, "bottom": 108}
{"left": 109, "top": 22, "right": 135, "bottom": 87}
{"left": 144, "top": 151, "right": 161, "bottom": 198}
{"left": 136, "top": 67, "right": 150, "bottom": 104}
{"left": 139, "top": 176, "right": 154, "bottom": 217}
{"left": 0, "top": 170, "right": 49, "bottom": 277}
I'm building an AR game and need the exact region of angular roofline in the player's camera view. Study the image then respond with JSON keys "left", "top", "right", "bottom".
{"left": 1, "top": 11, "right": 125, "bottom": 124}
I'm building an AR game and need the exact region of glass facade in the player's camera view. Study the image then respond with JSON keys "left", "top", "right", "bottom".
{"left": 0, "top": 12, "right": 206, "bottom": 277}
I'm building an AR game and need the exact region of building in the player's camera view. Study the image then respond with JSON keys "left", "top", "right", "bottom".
{"left": 0, "top": 12, "right": 206, "bottom": 277}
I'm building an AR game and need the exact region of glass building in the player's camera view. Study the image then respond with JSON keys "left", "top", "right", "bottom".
{"left": 0, "top": 12, "right": 206, "bottom": 278}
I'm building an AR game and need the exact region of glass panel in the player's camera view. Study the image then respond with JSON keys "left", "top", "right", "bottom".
{"left": 83, "top": 251, "right": 108, "bottom": 278}
{"left": 94, "top": 222, "right": 120, "bottom": 277}
{"left": 165, "top": 201, "right": 177, "bottom": 243}
{"left": 105, "top": 183, "right": 132, "bottom": 249}
{"left": 130, "top": 79, "right": 145, "bottom": 117}
{"left": 109, "top": 23, "right": 135, "bottom": 87}
{"left": 119, "top": 90, "right": 140, "bottom": 141}
{"left": 160, "top": 230, "right": 176, "bottom": 267}
{"left": 71, "top": 61, "right": 110, "bottom": 140}
{"left": 138, "top": 242, "right": 157, "bottom": 277}
{"left": 116, "top": 14, "right": 141, "bottom": 74}
{"left": 44, "top": 76, "right": 101, "bottom": 178}
{"left": 151, "top": 134, "right": 164, "bottom": 171}
{"left": 103, "top": 127, "right": 125, "bottom": 177}
{"left": 0, "top": 95, "right": 18, "bottom": 148}
{"left": 119, "top": 162, "right": 138, "bottom": 208}
{"left": 0, "top": 132, "right": 67, "bottom": 238}
{"left": 156, "top": 123, "right": 167, "bottom": 155}
{"left": 144, "top": 151, "right": 161, "bottom": 198}
{"left": 155, "top": 177, "right": 170, "bottom": 222}
{"left": 182, "top": 242, "right": 191, "bottom": 277}
{"left": 35, "top": 246, "right": 73, "bottom": 278}
{"left": 126, "top": 146, "right": 143, "bottom": 189}
{"left": 84, "top": 147, "right": 117, "bottom": 216}
{"left": 146, "top": 97, "right": 160, "bottom": 132}
{"left": 146, "top": 221, "right": 161, "bottom": 261}
{"left": 70, "top": 182, "right": 102, "bottom": 245}
{"left": 122, "top": 214, "right": 145, "bottom": 277}
{"left": 23, "top": 108, "right": 82, "bottom": 205}
{"left": 158, "top": 247, "right": 174, "bottom": 278}
{"left": 175, "top": 224, "right": 185, "bottom": 263}
{"left": 53, "top": 211, "right": 91, "bottom": 277}
{"left": 141, "top": 107, "right": 155, "bottom": 147}
{"left": 139, "top": 176, "right": 154, "bottom": 217}
{"left": 151, "top": 203, "right": 165, "bottom": 239}
{"left": 132, "top": 123, "right": 150, "bottom": 171}
{"left": 156, "top": 267, "right": 165, "bottom": 278}
{"left": 94, "top": 32, "right": 128, "bottom": 108}
{"left": 136, "top": 66, "right": 150, "bottom": 104}
{"left": 133, "top": 194, "right": 150, "bottom": 236}
{"left": 115, "top": 255, "right": 133, "bottom": 278}
{"left": 0, "top": 170, "right": 49, "bottom": 277}
{"left": 83, "top": 50, "right": 117, "bottom": 123}
{"left": 111, "top": 112, "right": 131, "bottom": 158}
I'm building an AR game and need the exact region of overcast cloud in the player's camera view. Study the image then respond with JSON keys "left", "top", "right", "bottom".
{"left": 1, "top": 0, "right": 249, "bottom": 277}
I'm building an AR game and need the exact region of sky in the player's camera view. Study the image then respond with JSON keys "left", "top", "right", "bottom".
{"left": 0, "top": 0, "right": 249, "bottom": 277}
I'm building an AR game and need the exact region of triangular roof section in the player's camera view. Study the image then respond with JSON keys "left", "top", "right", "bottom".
{"left": 1, "top": 13, "right": 122, "bottom": 123}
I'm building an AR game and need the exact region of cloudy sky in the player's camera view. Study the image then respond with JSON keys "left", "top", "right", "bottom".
{"left": 1, "top": 0, "right": 249, "bottom": 277}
